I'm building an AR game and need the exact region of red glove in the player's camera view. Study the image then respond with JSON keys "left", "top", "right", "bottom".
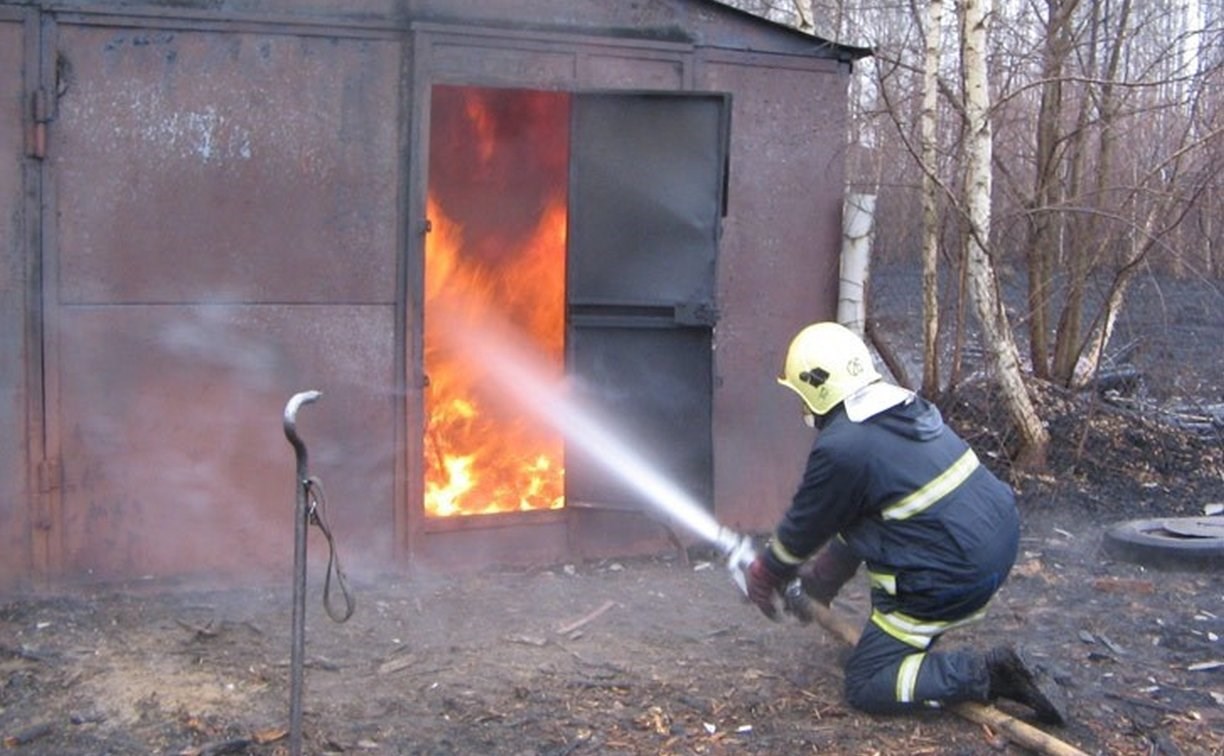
{"left": 746, "top": 555, "right": 786, "bottom": 621}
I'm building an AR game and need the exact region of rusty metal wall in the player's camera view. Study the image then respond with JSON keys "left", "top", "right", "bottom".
{"left": 0, "top": 0, "right": 858, "bottom": 588}
{"left": 54, "top": 307, "right": 397, "bottom": 580}
{"left": 703, "top": 51, "right": 848, "bottom": 535}
{"left": 46, "top": 20, "right": 403, "bottom": 582}
{"left": 54, "top": 26, "right": 400, "bottom": 304}
{"left": 0, "top": 10, "right": 32, "bottom": 591}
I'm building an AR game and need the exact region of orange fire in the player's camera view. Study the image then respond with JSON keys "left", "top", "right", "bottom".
{"left": 423, "top": 87, "right": 569, "bottom": 517}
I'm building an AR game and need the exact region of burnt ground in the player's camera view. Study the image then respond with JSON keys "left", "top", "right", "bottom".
{"left": 2, "top": 271, "right": 1223, "bottom": 756}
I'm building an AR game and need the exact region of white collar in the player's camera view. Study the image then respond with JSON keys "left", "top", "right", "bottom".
{"left": 843, "top": 382, "right": 915, "bottom": 422}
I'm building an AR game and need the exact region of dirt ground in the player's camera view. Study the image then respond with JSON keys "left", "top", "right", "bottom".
{"left": 2, "top": 272, "right": 1222, "bottom": 755}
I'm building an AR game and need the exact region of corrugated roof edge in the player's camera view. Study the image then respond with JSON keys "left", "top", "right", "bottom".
{"left": 697, "top": 0, "right": 873, "bottom": 61}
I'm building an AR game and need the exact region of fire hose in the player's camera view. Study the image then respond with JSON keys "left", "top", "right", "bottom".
{"left": 712, "top": 528, "right": 1086, "bottom": 756}
{"left": 283, "top": 391, "right": 355, "bottom": 756}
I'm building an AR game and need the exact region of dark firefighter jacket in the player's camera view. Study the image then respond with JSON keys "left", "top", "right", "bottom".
{"left": 766, "top": 395, "right": 1019, "bottom": 620}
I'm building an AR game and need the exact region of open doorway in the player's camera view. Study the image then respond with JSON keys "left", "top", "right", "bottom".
{"left": 422, "top": 84, "right": 729, "bottom": 532}
{"left": 424, "top": 85, "right": 570, "bottom": 518}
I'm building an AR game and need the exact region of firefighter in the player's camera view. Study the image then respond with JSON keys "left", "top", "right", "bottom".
{"left": 745, "top": 321, "right": 1065, "bottom": 724}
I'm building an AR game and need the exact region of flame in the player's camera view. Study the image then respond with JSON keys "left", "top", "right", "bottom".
{"left": 423, "top": 87, "right": 569, "bottom": 517}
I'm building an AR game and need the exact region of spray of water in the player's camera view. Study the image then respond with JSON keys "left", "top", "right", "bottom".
{"left": 436, "top": 309, "right": 735, "bottom": 551}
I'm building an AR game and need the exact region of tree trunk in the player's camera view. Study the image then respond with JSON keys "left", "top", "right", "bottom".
{"left": 1052, "top": 0, "right": 1131, "bottom": 385}
{"left": 839, "top": 194, "right": 875, "bottom": 336}
{"left": 920, "top": 0, "right": 943, "bottom": 397}
{"left": 961, "top": 0, "right": 1049, "bottom": 469}
{"left": 792, "top": 0, "right": 815, "bottom": 33}
{"left": 1024, "top": 0, "right": 1080, "bottom": 380}
{"left": 1073, "top": 122, "right": 1215, "bottom": 384}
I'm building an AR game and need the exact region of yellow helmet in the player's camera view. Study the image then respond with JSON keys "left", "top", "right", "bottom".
{"left": 777, "top": 322, "right": 880, "bottom": 416}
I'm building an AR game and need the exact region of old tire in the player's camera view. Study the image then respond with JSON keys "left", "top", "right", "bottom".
{"left": 1103, "top": 516, "right": 1224, "bottom": 570}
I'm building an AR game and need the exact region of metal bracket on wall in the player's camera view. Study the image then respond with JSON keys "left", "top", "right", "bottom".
{"left": 28, "top": 87, "right": 53, "bottom": 160}
{"left": 673, "top": 302, "right": 719, "bottom": 327}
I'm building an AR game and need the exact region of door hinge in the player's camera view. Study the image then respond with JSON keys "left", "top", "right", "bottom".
{"left": 28, "top": 87, "right": 53, "bottom": 160}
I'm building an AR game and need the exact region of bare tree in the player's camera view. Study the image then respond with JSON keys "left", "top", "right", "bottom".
{"left": 919, "top": 0, "right": 944, "bottom": 396}
{"left": 1022, "top": 0, "right": 1081, "bottom": 381}
{"left": 792, "top": 0, "right": 815, "bottom": 33}
{"left": 961, "top": 0, "right": 1050, "bottom": 467}
{"left": 718, "top": 0, "right": 1221, "bottom": 465}
{"left": 1048, "top": 0, "right": 1130, "bottom": 385}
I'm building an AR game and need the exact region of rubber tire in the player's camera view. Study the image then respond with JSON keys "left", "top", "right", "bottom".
{"left": 1103, "top": 516, "right": 1224, "bottom": 570}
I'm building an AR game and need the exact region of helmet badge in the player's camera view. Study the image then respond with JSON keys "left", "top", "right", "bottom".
{"left": 846, "top": 357, "right": 865, "bottom": 377}
{"left": 798, "top": 367, "right": 830, "bottom": 387}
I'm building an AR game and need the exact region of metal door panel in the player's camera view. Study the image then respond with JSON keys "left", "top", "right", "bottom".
{"left": 53, "top": 25, "right": 400, "bottom": 305}
{"left": 568, "top": 93, "right": 727, "bottom": 307}
{"left": 566, "top": 92, "right": 727, "bottom": 525}
{"left": 56, "top": 305, "right": 395, "bottom": 580}
{"left": 46, "top": 21, "right": 403, "bottom": 582}
{"left": 0, "top": 16, "right": 30, "bottom": 588}
{"left": 566, "top": 326, "right": 712, "bottom": 509}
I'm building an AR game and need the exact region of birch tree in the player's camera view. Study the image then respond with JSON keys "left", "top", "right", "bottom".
{"left": 961, "top": 0, "right": 1049, "bottom": 467}
{"left": 919, "top": 0, "right": 943, "bottom": 396}
{"left": 722, "top": 0, "right": 1219, "bottom": 466}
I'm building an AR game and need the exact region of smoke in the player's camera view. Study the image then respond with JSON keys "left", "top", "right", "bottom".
{"left": 157, "top": 305, "right": 289, "bottom": 389}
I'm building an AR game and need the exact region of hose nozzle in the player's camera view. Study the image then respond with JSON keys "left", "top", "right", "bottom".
{"left": 714, "top": 526, "right": 814, "bottom": 624}
{"left": 715, "top": 527, "right": 757, "bottom": 596}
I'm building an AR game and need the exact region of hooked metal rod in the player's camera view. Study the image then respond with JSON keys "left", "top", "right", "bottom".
{"left": 283, "top": 390, "right": 322, "bottom": 756}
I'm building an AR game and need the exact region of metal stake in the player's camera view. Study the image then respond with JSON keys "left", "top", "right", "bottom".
{"left": 283, "top": 390, "right": 322, "bottom": 756}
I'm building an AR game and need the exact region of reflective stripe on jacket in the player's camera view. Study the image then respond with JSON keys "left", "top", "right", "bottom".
{"left": 769, "top": 396, "right": 1018, "bottom": 620}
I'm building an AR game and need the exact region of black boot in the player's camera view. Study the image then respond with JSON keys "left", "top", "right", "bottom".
{"left": 985, "top": 646, "right": 1067, "bottom": 725}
